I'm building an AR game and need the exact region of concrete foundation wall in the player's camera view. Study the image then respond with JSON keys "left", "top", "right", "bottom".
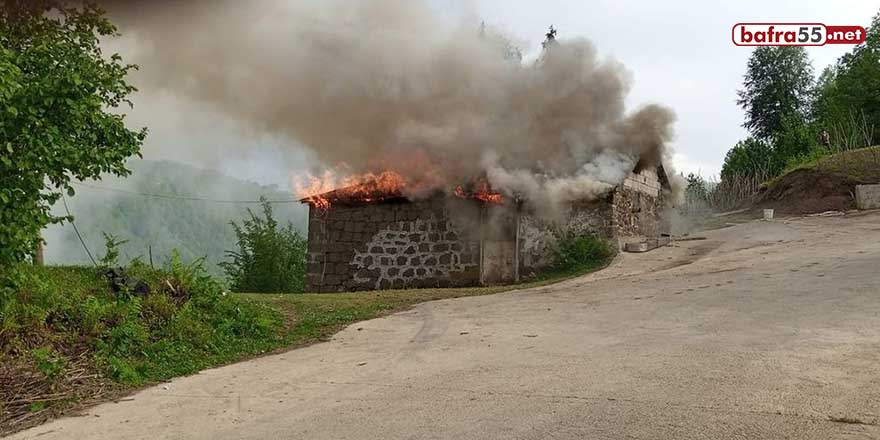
{"left": 306, "top": 198, "right": 481, "bottom": 292}
{"left": 855, "top": 184, "right": 880, "bottom": 210}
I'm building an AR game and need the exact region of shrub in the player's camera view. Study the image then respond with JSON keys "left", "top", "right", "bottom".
{"left": 0, "top": 254, "right": 284, "bottom": 392}
{"left": 550, "top": 230, "right": 614, "bottom": 274}
{"left": 222, "top": 200, "right": 307, "bottom": 293}
{"left": 99, "top": 233, "right": 128, "bottom": 268}
{"left": 772, "top": 113, "right": 821, "bottom": 169}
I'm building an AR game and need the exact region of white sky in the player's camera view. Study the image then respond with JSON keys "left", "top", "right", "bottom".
{"left": 125, "top": 0, "right": 879, "bottom": 185}
{"left": 450, "top": 0, "right": 879, "bottom": 179}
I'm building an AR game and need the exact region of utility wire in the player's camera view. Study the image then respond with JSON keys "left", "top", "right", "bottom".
{"left": 71, "top": 181, "right": 302, "bottom": 204}
{"left": 61, "top": 194, "right": 97, "bottom": 267}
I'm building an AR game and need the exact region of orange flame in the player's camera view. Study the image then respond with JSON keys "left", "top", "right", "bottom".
{"left": 295, "top": 167, "right": 503, "bottom": 210}
{"left": 295, "top": 169, "right": 412, "bottom": 210}
{"left": 452, "top": 177, "right": 503, "bottom": 204}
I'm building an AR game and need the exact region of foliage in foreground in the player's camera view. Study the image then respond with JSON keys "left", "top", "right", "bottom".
{"left": 0, "top": 255, "right": 284, "bottom": 431}
{"left": 0, "top": 2, "right": 145, "bottom": 266}
{"left": 222, "top": 200, "right": 307, "bottom": 293}
{"left": 0, "top": 258, "right": 283, "bottom": 386}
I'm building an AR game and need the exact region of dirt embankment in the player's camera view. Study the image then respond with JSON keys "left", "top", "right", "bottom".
{"left": 756, "top": 147, "right": 880, "bottom": 215}
{"left": 756, "top": 168, "right": 862, "bottom": 214}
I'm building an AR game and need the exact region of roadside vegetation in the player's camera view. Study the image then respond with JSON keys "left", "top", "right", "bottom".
{"left": 768, "top": 145, "right": 880, "bottom": 184}
{"left": 0, "top": 249, "right": 285, "bottom": 434}
{"left": 222, "top": 200, "right": 308, "bottom": 293}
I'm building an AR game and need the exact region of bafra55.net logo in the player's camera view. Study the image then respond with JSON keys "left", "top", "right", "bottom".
{"left": 732, "top": 23, "right": 866, "bottom": 46}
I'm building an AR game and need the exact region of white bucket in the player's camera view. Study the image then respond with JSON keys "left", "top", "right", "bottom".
{"left": 763, "top": 209, "right": 775, "bottom": 220}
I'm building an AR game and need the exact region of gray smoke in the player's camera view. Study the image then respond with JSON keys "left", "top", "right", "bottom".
{"left": 104, "top": 0, "right": 676, "bottom": 213}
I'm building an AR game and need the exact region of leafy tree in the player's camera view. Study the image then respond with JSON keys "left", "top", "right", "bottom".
{"left": 0, "top": 1, "right": 146, "bottom": 266}
{"left": 721, "top": 137, "right": 775, "bottom": 181}
{"left": 813, "top": 12, "right": 880, "bottom": 145}
{"left": 222, "top": 200, "right": 307, "bottom": 293}
{"left": 737, "top": 47, "right": 814, "bottom": 140}
{"left": 772, "top": 112, "right": 821, "bottom": 167}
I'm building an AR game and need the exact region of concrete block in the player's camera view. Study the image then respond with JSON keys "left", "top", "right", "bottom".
{"left": 624, "top": 242, "right": 648, "bottom": 252}
{"left": 855, "top": 184, "right": 880, "bottom": 210}
{"left": 624, "top": 236, "right": 670, "bottom": 253}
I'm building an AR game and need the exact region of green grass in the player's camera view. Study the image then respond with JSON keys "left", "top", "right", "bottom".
{"left": 765, "top": 145, "right": 880, "bottom": 188}
{"left": 0, "top": 261, "right": 284, "bottom": 387}
{"left": 240, "top": 263, "right": 613, "bottom": 349}
{"left": 0, "top": 258, "right": 285, "bottom": 434}
{"left": 241, "top": 235, "right": 615, "bottom": 349}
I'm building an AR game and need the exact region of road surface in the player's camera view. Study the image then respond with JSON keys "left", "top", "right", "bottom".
{"left": 11, "top": 212, "right": 880, "bottom": 439}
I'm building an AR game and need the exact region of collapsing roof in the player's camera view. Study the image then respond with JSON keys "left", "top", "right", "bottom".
{"left": 299, "top": 174, "right": 504, "bottom": 209}
{"left": 300, "top": 165, "right": 671, "bottom": 209}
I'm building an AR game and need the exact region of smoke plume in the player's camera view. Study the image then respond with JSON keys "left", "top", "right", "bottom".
{"left": 104, "top": 0, "right": 675, "bottom": 213}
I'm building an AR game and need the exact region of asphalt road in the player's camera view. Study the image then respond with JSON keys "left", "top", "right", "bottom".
{"left": 11, "top": 211, "right": 880, "bottom": 439}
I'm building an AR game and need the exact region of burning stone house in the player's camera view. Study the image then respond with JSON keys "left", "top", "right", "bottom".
{"left": 301, "top": 166, "right": 671, "bottom": 292}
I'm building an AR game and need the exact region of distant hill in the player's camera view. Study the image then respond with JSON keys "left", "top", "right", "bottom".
{"left": 44, "top": 160, "right": 308, "bottom": 276}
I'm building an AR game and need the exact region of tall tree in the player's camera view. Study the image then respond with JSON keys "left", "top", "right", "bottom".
{"left": 813, "top": 11, "right": 880, "bottom": 145}
{"left": 737, "top": 47, "right": 814, "bottom": 140}
{"left": 0, "top": 1, "right": 145, "bottom": 266}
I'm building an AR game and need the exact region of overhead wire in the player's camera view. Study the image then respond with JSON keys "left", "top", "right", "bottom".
{"left": 61, "top": 193, "right": 98, "bottom": 267}
{"left": 70, "top": 181, "right": 302, "bottom": 204}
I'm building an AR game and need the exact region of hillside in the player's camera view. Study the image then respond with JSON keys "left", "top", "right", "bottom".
{"left": 757, "top": 147, "right": 880, "bottom": 214}
{"left": 43, "top": 160, "right": 308, "bottom": 275}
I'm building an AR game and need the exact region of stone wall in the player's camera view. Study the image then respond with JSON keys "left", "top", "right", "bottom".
{"left": 518, "top": 168, "right": 669, "bottom": 273}
{"left": 612, "top": 186, "right": 667, "bottom": 244}
{"left": 306, "top": 197, "right": 481, "bottom": 292}
{"left": 518, "top": 195, "right": 615, "bottom": 273}
{"left": 305, "top": 168, "right": 671, "bottom": 292}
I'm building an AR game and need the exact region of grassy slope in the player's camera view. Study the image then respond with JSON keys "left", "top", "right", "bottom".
{"left": 767, "top": 146, "right": 880, "bottom": 187}
{"left": 0, "top": 262, "right": 284, "bottom": 435}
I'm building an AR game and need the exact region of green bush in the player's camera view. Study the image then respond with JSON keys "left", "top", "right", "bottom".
{"left": 550, "top": 230, "right": 614, "bottom": 274}
{"left": 0, "top": 254, "right": 285, "bottom": 388}
{"left": 721, "top": 137, "right": 776, "bottom": 182}
{"left": 222, "top": 200, "right": 307, "bottom": 293}
{"left": 772, "top": 113, "right": 821, "bottom": 169}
